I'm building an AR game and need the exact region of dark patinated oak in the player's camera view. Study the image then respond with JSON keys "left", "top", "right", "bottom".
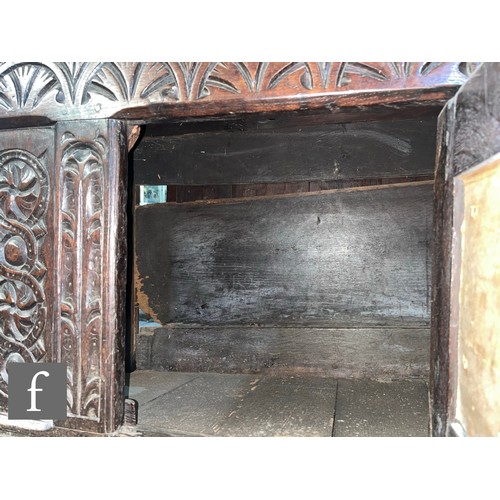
{"left": 0, "top": 62, "right": 478, "bottom": 435}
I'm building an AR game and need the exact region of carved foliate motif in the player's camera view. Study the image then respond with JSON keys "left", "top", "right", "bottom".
{"left": 335, "top": 62, "right": 475, "bottom": 88}
{"left": 57, "top": 132, "right": 106, "bottom": 420}
{"left": 87, "top": 62, "right": 180, "bottom": 102}
{"left": 0, "top": 62, "right": 477, "bottom": 120}
{"left": 0, "top": 148, "right": 49, "bottom": 403}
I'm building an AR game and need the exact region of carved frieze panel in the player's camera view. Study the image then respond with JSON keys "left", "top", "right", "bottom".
{"left": 0, "top": 129, "right": 53, "bottom": 412}
{"left": 0, "top": 62, "right": 479, "bottom": 123}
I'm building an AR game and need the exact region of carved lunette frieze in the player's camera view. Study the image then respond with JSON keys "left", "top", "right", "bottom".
{"left": 0, "top": 145, "right": 50, "bottom": 408}
{"left": 0, "top": 62, "right": 479, "bottom": 122}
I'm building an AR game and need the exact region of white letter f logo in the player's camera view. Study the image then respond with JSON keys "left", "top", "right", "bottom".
{"left": 27, "top": 370, "right": 49, "bottom": 412}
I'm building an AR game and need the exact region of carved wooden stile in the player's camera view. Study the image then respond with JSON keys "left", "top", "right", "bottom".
{"left": 52, "top": 120, "right": 128, "bottom": 433}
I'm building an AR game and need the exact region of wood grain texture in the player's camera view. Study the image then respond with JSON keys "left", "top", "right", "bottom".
{"left": 333, "top": 379, "right": 429, "bottom": 437}
{"left": 140, "top": 326, "right": 430, "bottom": 379}
{"left": 134, "top": 118, "right": 438, "bottom": 186}
{"left": 134, "top": 372, "right": 338, "bottom": 437}
{"left": 137, "top": 372, "right": 258, "bottom": 436}
{"left": 136, "top": 182, "right": 433, "bottom": 328}
{"left": 165, "top": 178, "right": 433, "bottom": 204}
{"left": 170, "top": 185, "right": 233, "bottom": 203}
{"left": 211, "top": 375, "right": 338, "bottom": 437}
{"left": 0, "top": 63, "right": 475, "bottom": 124}
{"left": 430, "top": 102, "right": 456, "bottom": 436}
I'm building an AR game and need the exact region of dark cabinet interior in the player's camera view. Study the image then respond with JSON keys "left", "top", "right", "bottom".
{"left": 132, "top": 110, "right": 439, "bottom": 381}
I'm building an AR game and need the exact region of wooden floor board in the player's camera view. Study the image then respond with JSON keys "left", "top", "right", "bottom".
{"left": 333, "top": 379, "right": 429, "bottom": 437}
{"left": 129, "top": 371, "right": 429, "bottom": 437}
{"left": 212, "top": 376, "right": 338, "bottom": 437}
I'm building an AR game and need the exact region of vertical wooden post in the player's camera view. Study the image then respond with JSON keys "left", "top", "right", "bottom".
{"left": 52, "top": 120, "right": 128, "bottom": 434}
{"left": 430, "top": 102, "right": 456, "bottom": 436}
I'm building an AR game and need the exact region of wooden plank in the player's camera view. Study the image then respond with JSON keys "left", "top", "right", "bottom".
{"left": 430, "top": 103, "right": 456, "bottom": 436}
{"left": 141, "top": 326, "right": 430, "bottom": 379}
{"left": 308, "top": 175, "right": 432, "bottom": 192}
{"left": 126, "top": 370, "right": 199, "bottom": 408}
{"left": 333, "top": 380, "right": 429, "bottom": 437}
{"left": 133, "top": 118, "right": 437, "bottom": 185}
{"left": 136, "top": 373, "right": 258, "bottom": 436}
{"left": 135, "top": 182, "right": 433, "bottom": 328}
{"left": 166, "top": 178, "right": 431, "bottom": 204}
{"left": 172, "top": 184, "right": 233, "bottom": 203}
{"left": 212, "top": 376, "right": 338, "bottom": 437}
{"left": 132, "top": 371, "right": 337, "bottom": 437}
{"left": 232, "top": 181, "right": 310, "bottom": 198}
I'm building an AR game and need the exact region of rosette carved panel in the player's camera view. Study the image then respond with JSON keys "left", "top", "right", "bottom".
{"left": 0, "top": 128, "right": 54, "bottom": 413}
